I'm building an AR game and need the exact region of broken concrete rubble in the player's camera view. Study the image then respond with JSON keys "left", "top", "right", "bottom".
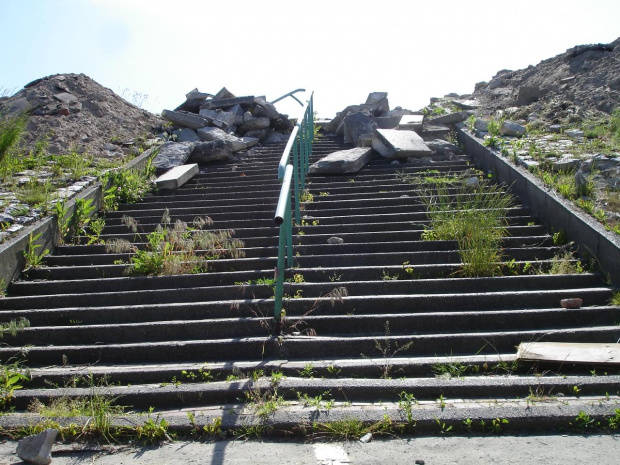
{"left": 308, "top": 147, "right": 374, "bottom": 174}
{"left": 372, "top": 129, "right": 432, "bottom": 159}
{"left": 156, "top": 86, "right": 295, "bottom": 169}
{"left": 343, "top": 111, "right": 378, "bottom": 145}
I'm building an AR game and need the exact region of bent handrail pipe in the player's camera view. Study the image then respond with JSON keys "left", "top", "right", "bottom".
{"left": 274, "top": 164, "right": 294, "bottom": 328}
{"left": 278, "top": 126, "right": 299, "bottom": 180}
{"left": 270, "top": 88, "right": 306, "bottom": 106}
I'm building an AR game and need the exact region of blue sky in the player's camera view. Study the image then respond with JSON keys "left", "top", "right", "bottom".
{"left": 1, "top": 0, "right": 619, "bottom": 118}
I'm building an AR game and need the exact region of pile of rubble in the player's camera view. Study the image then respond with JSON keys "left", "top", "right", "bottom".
{"left": 310, "top": 92, "right": 462, "bottom": 174}
{"left": 153, "top": 87, "right": 294, "bottom": 170}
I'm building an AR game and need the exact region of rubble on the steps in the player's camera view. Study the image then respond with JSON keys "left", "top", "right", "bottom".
{"left": 372, "top": 128, "right": 432, "bottom": 159}
{"left": 16, "top": 428, "right": 56, "bottom": 465}
{"left": 308, "top": 147, "right": 374, "bottom": 174}
{"left": 155, "top": 87, "right": 294, "bottom": 169}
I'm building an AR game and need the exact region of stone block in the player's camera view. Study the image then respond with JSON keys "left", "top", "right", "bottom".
{"left": 324, "top": 105, "right": 362, "bottom": 134}
{"left": 197, "top": 127, "right": 247, "bottom": 152}
{"left": 152, "top": 141, "right": 195, "bottom": 170}
{"left": 376, "top": 116, "right": 402, "bottom": 129}
{"left": 426, "top": 139, "right": 462, "bottom": 155}
{"left": 398, "top": 115, "right": 424, "bottom": 132}
{"left": 173, "top": 128, "right": 200, "bottom": 143}
{"left": 202, "top": 96, "right": 255, "bottom": 110}
{"left": 186, "top": 88, "right": 211, "bottom": 100}
{"left": 17, "top": 428, "right": 57, "bottom": 465}
{"left": 155, "top": 163, "right": 199, "bottom": 190}
{"left": 517, "top": 86, "right": 541, "bottom": 106}
{"left": 199, "top": 108, "right": 236, "bottom": 128}
{"left": 213, "top": 87, "right": 235, "bottom": 100}
{"left": 372, "top": 129, "right": 431, "bottom": 159}
{"left": 453, "top": 99, "right": 481, "bottom": 110}
{"left": 254, "top": 97, "right": 279, "bottom": 120}
{"left": 162, "top": 109, "right": 214, "bottom": 130}
{"left": 189, "top": 140, "right": 232, "bottom": 163}
{"left": 308, "top": 147, "right": 374, "bottom": 174}
{"left": 343, "top": 111, "right": 377, "bottom": 145}
{"left": 239, "top": 117, "right": 271, "bottom": 134}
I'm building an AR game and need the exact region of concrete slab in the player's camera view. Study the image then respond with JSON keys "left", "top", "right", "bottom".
{"left": 201, "top": 96, "right": 255, "bottom": 109}
{"left": 162, "top": 109, "right": 219, "bottom": 130}
{"left": 308, "top": 147, "right": 374, "bottom": 174}
{"left": 371, "top": 128, "right": 431, "bottom": 159}
{"left": 517, "top": 342, "right": 620, "bottom": 365}
{"left": 398, "top": 114, "right": 424, "bottom": 132}
{"left": 155, "top": 164, "right": 199, "bottom": 190}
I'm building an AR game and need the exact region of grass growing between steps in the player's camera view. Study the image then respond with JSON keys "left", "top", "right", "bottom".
{"left": 106, "top": 209, "right": 245, "bottom": 276}
{"left": 421, "top": 181, "right": 514, "bottom": 277}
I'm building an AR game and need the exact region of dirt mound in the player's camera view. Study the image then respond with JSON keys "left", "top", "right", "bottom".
{"left": 471, "top": 37, "right": 620, "bottom": 122}
{"left": 0, "top": 73, "right": 163, "bottom": 159}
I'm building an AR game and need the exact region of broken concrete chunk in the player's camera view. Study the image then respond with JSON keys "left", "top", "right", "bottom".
{"left": 173, "top": 128, "right": 200, "bottom": 143}
{"left": 324, "top": 105, "right": 362, "bottom": 134}
{"left": 242, "top": 136, "right": 260, "bottom": 148}
{"left": 201, "top": 96, "right": 255, "bottom": 110}
{"left": 474, "top": 118, "right": 488, "bottom": 131}
{"left": 253, "top": 97, "right": 280, "bottom": 120}
{"left": 426, "top": 139, "right": 462, "bottom": 155}
{"left": 213, "top": 87, "right": 236, "bottom": 100}
{"left": 376, "top": 116, "right": 402, "bottom": 129}
{"left": 372, "top": 129, "right": 432, "bottom": 159}
{"left": 516, "top": 86, "right": 542, "bottom": 106}
{"left": 308, "top": 147, "right": 374, "bottom": 174}
{"left": 185, "top": 88, "right": 211, "bottom": 100}
{"left": 238, "top": 116, "right": 271, "bottom": 134}
{"left": 155, "top": 163, "right": 199, "bottom": 190}
{"left": 152, "top": 141, "right": 195, "bottom": 170}
{"left": 197, "top": 127, "right": 247, "bottom": 152}
{"left": 16, "top": 428, "right": 57, "bottom": 465}
{"left": 428, "top": 111, "right": 472, "bottom": 125}
{"left": 53, "top": 92, "right": 78, "bottom": 104}
{"left": 162, "top": 109, "right": 215, "bottom": 130}
{"left": 343, "top": 111, "right": 378, "bottom": 145}
{"left": 189, "top": 140, "right": 232, "bottom": 163}
{"left": 198, "top": 108, "right": 237, "bottom": 128}
{"left": 453, "top": 99, "right": 481, "bottom": 110}
{"left": 398, "top": 114, "right": 424, "bottom": 132}
{"left": 229, "top": 104, "right": 245, "bottom": 125}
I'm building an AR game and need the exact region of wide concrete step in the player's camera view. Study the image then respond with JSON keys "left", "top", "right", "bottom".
{"left": 2, "top": 274, "right": 604, "bottom": 309}
{"left": 0, "top": 290, "right": 613, "bottom": 329}
{"left": 1, "top": 326, "right": 617, "bottom": 366}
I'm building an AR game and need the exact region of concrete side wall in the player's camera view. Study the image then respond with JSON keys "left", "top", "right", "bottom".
{"left": 0, "top": 184, "right": 102, "bottom": 292}
{"left": 457, "top": 126, "right": 620, "bottom": 287}
{"left": 0, "top": 145, "right": 158, "bottom": 293}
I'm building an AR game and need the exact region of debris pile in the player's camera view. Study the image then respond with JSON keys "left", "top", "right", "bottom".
{"left": 153, "top": 87, "right": 294, "bottom": 170}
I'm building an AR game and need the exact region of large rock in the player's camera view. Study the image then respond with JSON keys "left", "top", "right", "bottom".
{"left": 213, "top": 87, "right": 235, "bottom": 100}
{"left": 173, "top": 128, "right": 200, "bottom": 143}
{"left": 324, "top": 105, "right": 362, "bottom": 134}
{"left": 197, "top": 126, "right": 247, "bottom": 152}
{"left": 162, "top": 109, "right": 224, "bottom": 130}
{"left": 343, "top": 111, "right": 378, "bottom": 145}
{"left": 253, "top": 97, "right": 280, "bottom": 120}
{"left": 364, "top": 92, "right": 389, "bottom": 114}
{"left": 189, "top": 140, "right": 232, "bottom": 163}
{"left": 375, "top": 116, "right": 402, "bottom": 129}
{"left": 308, "top": 147, "right": 374, "bottom": 174}
{"left": 238, "top": 116, "right": 271, "bottom": 134}
{"left": 500, "top": 120, "right": 526, "bottom": 137}
{"left": 17, "top": 429, "right": 57, "bottom": 465}
{"left": 201, "top": 95, "right": 255, "bottom": 110}
{"left": 426, "top": 139, "right": 462, "bottom": 155}
{"left": 152, "top": 141, "right": 195, "bottom": 170}
{"left": 372, "top": 129, "right": 432, "bottom": 159}
{"left": 198, "top": 108, "right": 237, "bottom": 128}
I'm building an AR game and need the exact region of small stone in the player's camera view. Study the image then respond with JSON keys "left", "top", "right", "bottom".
{"left": 566, "top": 129, "right": 584, "bottom": 138}
{"left": 327, "top": 237, "right": 344, "bottom": 245}
{"left": 561, "top": 298, "right": 583, "bottom": 309}
{"left": 465, "top": 177, "right": 480, "bottom": 188}
{"left": 415, "top": 460, "right": 425, "bottom": 465}
{"left": 474, "top": 118, "right": 488, "bottom": 132}
{"left": 500, "top": 120, "right": 526, "bottom": 137}
{"left": 16, "top": 428, "right": 57, "bottom": 465}
{"left": 359, "top": 432, "right": 372, "bottom": 443}
{"left": 549, "top": 124, "right": 562, "bottom": 133}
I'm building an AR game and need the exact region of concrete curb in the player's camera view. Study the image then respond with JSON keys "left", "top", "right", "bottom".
{"left": 0, "top": 146, "right": 159, "bottom": 293}
{"left": 457, "top": 126, "right": 620, "bottom": 287}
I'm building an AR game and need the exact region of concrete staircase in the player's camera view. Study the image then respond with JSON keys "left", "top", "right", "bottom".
{"left": 1, "top": 134, "right": 619, "bottom": 432}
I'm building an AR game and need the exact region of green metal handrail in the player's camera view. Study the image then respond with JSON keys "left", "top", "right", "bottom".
{"left": 273, "top": 91, "right": 314, "bottom": 332}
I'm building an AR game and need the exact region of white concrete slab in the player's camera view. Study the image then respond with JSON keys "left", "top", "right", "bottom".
{"left": 155, "top": 163, "right": 199, "bottom": 190}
